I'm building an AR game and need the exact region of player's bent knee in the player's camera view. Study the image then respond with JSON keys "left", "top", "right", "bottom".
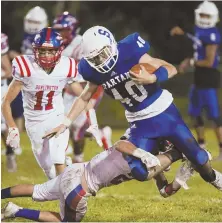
{"left": 195, "top": 149, "right": 209, "bottom": 166}
{"left": 211, "top": 117, "right": 222, "bottom": 127}
{"left": 32, "top": 184, "right": 47, "bottom": 201}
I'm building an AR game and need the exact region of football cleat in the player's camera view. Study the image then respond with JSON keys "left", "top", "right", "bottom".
{"left": 175, "top": 160, "right": 194, "bottom": 190}
{"left": 1, "top": 202, "right": 22, "bottom": 220}
{"left": 210, "top": 169, "right": 222, "bottom": 191}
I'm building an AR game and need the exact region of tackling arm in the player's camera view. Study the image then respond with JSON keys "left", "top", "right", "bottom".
{"left": 43, "top": 82, "right": 98, "bottom": 139}
{"left": 69, "top": 81, "right": 103, "bottom": 147}
{"left": 67, "top": 81, "right": 98, "bottom": 123}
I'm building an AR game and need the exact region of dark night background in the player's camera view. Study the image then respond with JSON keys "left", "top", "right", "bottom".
{"left": 1, "top": 1, "right": 222, "bottom": 127}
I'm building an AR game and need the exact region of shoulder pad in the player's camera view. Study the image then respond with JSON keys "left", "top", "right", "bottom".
{"left": 118, "top": 32, "right": 150, "bottom": 62}
{"left": 202, "top": 28, "right": 221, "bottom": 44}
{"left": 12, "top": 55, "right": 31, "bottom": 79}
{"left": 78, "top": 59, "right": 101, "bottom": 84}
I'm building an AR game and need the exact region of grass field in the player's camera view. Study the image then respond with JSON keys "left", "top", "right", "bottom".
{"left": 1, "top": 129, "right": 222, "bottom": 222}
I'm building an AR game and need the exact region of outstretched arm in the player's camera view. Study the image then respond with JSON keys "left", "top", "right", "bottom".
{"left": 43, "top": 82, "right": 98, "bottom": 139}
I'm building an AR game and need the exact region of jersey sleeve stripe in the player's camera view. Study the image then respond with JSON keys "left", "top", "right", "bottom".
{"left": 74, "top": 59, "right": 78, "bottom": 77}
{"left": 67, "top": 58, "right": 73, "bottom": 77}
{"left": 21, "top": 56, "right": 31, "bottom": 77}
{"left": 15, "top": 57, "right": 24, "bottom": 77}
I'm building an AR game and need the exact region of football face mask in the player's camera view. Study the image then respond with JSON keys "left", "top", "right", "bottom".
{"left": 85, "top": 46, "right": 118, "bottom": 73}
{"left": 195, "top": 1, "right": 219, "bottom": 28}
{"left": 34, "top": 48, "right": 60, "bottom": 69}
{"left": 82, "top": 26, "right": 118, "bottom": 73}
{"left": 32, "top": 28, "right": 64, "bottom": 69}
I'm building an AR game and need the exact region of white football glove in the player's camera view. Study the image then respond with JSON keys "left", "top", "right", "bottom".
{"left": 141, "top": 153, "right": 161, "bottom": 169}
{"left": 175, "top": 160, "right": 194, "bottom": 190}
{"left": 86, "top": 124, "right": 103, "bottom": 147}
{"left": 6, "top": 127, "right": 20, "bottom": 149}
{"left": 133, "top": 148, "right": 161, "bottom": 169}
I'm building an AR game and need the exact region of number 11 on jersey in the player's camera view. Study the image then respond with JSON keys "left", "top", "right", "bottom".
{"left": 34, "top": 91, "right": 55, "bottom": 110}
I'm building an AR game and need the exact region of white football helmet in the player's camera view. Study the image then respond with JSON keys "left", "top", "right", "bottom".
{"left": 195, "top": 1, "right": 219, "bottom": 28}
{"left": 81, "top": 26, "right": 118, "bottom": 73}
{"left": 24, "top": 6, "right": 48, "bottom": 34}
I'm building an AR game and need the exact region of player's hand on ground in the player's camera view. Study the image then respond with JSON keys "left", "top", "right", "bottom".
{"left": 6, "top": 127, "right": 20, "bottom": 149}
{"left": 42, "top": 124, "right": 67, "bottom": 139}
{"left": 130, "top": 65, "right": 157, "bottom": 85}
{"left": 140, "top": 152, "right": 161, "bottom": 169}
{"left": 170, "top": 26, "right": 185, "bottom": 36}
{"left": 86, "top": 124, "right": 103, "bottom": 147}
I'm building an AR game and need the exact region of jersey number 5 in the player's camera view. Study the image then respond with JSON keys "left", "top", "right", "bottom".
{"left": 34, "top": 91, "right": 55, "bottom": 110}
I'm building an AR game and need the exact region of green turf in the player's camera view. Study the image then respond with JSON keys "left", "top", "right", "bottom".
{"left": 1, "top": 129, "right": 222, "bottom": 222}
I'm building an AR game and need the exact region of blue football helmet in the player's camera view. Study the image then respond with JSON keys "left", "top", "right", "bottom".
{"left": 52, "top": 11, "right": 80, "bottom": 46}
{"left": 32, "top": 27, "right": 64, "bottom": 69}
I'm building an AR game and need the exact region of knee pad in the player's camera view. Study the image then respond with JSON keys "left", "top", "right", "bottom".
{"left": 125, "top": 155, "right": 148, "bottom": 181}
{"left": 211, "top": 117, "right": 222, "bottom": 127}
{"left": 194, "top": 149, "right": 209, "bottom": 166}
{"left": 194, "top": 116, "right": 204, "bottom": 128}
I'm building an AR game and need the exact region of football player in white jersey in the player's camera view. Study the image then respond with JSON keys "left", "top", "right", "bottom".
{"left": 1, "top": 33, "right": 17, "bottom": 172}
{"left": 53, "top": 12, "right": 113, "bottom": 163}
{"left": 1, "top": 140, "right": 185, "bottom": 222}
{"left": 1, "top": 28, "right": 88, "bottom": 179}
{"left": 8, "top": 6, "right": 49, "bottom": 145}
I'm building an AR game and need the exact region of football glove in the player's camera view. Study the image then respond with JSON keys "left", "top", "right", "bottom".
{"left": 6, "top": 127, "right": 20, "bottom": 149}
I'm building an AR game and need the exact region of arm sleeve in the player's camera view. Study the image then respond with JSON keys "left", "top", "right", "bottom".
{"left": 202, "top": 30, "right": 221, "bottom": 45}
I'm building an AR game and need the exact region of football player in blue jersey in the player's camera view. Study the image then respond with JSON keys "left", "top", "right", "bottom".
{"left": 44, "top": 25, "right": 222, "bottom": 191}
{"left": 171, "top": 1, "right": 222, "bottom": 160}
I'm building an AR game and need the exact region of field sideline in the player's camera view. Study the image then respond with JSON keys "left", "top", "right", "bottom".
{"left": 1, "top": 129, "right": 222, "bottom": 222}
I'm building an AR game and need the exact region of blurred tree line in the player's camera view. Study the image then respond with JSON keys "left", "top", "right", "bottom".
{"left": 2, "top": 1, "right": 222, "bottom": 128}
{"left": 2, "top": 1, "right": 222, "bottom": 63}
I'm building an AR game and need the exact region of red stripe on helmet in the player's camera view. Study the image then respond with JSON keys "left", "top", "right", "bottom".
{"left": 15, "top": 57, "right": 24, "bottom": 77}
{"left": 21, "top": 56, "right": 31, "bottom": 77}
{"left": 45, "top": 28, "right": 52, "bottom": 42}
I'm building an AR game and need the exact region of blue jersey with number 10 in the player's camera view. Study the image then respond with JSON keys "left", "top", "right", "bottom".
{"left": 78, "top": 32, "right": 163, "bottom": 112}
